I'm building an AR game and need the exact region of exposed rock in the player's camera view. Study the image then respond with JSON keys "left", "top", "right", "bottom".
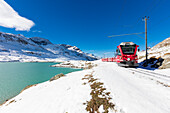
{"left": 159, "top": 58, "right": 170, "bottom": 69}
{"left": 20, "top": 84, "right": 37, "bottom": 93}
{"left": 30, "top": 37, "right": 52, "bottom": 45}
{"left": 49, "top": 73, "right": 65, "bottom": 82}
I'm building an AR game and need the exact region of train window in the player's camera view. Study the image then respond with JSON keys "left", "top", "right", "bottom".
{"left": 121, "top": 45, "right": 136, "bottom": 54}
{"left": 117, "top": 49, "right": 121, "bottom": 56}
{"left": 116, "top": 49, "right": 118, "bottom": 53}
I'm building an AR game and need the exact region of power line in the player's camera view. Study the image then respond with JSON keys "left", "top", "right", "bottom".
{"left": 108, "top": 32, "right": 144, "bottom": 38}
{"left": 117, "top": 0, "right": 127, "bottom": 33}
{"left": 128, "top": 0, "right": 161, "bottom": 33}
{"left": 151, "top": 14, "right": 170, "bottom": 28}
{"left": 108, "top": 16, "right": 149, "bottom": 64}
{"left": 143, "top": 0, "right": 161, "bottom": 16}
{"left": 114, "top": 0, "right": 127, "bottom": 31}
{"left": 130, "top": 0, "right": 155, "bottom": 28}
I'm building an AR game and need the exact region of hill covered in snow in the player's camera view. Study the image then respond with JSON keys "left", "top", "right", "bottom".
{"left": 138, "top": 37, "right": 170, "bottom": 69}
{"left": 0, "top": 32, "right": 98, "bottom": 62}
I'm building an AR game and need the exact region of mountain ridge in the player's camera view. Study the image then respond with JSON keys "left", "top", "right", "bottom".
{"left": 0, "top": 32, "right": 98, "bottom": 62}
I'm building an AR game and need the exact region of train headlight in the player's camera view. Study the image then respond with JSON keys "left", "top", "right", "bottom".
{"left": 127, "top": 58, "right": 130, "bottom": 61}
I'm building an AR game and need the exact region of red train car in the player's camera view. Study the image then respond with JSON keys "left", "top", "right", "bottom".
{"left": 102, "top": 57, "right": 116, "bottom": 62}
{"left": 102, "top": 58, "right": 108, "bottom": 62}
{"left": 115, "top": 42, "right": 139, "bottom": 67}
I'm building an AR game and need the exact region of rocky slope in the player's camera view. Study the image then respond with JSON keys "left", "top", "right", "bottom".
{"left": 0, "top": 32, "right": 98, "bottom": 62}
{"left": 138, "top": 37, "right": 170, "bottom": 69}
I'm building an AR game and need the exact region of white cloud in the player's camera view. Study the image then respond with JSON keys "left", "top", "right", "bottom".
{"left": 32, "top": 30, "right": 42, "bottom": 33}
{"left": 0, "top": 0, "right": 35, "bottom": 31}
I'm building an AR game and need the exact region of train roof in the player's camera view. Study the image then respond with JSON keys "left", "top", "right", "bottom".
{"left": 120, "top": 42, "right": 136, "bottom": 46}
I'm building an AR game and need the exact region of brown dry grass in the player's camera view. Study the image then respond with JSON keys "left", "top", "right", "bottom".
{"left": 164, "top": 53, "right": 170, "bottom": 56}
{"left": 20, "top": 84, "right": 37, "bottom": 93}
{"left": 138, "top": 55, "right": 145, "bottom": 59}
{"left": 49, "top": 73, "right": 65, "bottom": 82}
{"left": 157, "top": 81, "right": 170, "bottom": 87}
{"left": 82, "top": 74, "right": 115, "bottom": 113}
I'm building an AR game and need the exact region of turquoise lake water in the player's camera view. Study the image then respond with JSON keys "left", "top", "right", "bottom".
{"left": 0, "top": 62, "right": 82, "bottom": 104}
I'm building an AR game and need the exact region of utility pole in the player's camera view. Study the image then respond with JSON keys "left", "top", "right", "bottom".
{"left": 108, "top": 16, "right": 149, "bottom": 65}
{"left": 144, "top": 16, "right": 149, "bottom": 64}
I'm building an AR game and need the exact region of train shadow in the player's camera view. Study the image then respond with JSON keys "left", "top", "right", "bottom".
{"left": 135, "top": 66, "right": 156, "bottom": 70}
{"left": 130, "top": 57, "right": 164, "bottom": 70}
{"left": 126, "top": 65, "right": 157, "bottom": 70}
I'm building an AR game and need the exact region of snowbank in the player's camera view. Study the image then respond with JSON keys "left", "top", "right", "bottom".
{"left": 51, "top": 60, "right": 98, "bottom": 69}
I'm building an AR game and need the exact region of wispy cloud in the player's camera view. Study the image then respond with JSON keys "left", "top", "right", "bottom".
{"left": 32, "top": 30, "right": 42, "bottom": 33}
{"left": 84, "top": 50, "right": 95, "bottom": 53}
{"left": 0, "top": 0, "right": 35, "bottom": 31}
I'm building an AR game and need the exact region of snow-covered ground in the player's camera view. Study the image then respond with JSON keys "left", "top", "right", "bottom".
{"left": 0, "top": 60, "right": 170, "bottom": 113}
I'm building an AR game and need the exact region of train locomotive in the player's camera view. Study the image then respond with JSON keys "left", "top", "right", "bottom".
{"left": 102, "top": 42, "right": 139, "bottom": 67}
{"left": 115, "top": 42, "right": 139, "bottom": 67}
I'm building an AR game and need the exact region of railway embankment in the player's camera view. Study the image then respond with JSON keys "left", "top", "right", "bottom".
{"left": 138, "top": 37, "right": 170, "bottom": 69}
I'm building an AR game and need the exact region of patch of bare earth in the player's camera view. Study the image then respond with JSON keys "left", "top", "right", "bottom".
{"left": 82, "top": 73, "right": 115, "bottom": 113}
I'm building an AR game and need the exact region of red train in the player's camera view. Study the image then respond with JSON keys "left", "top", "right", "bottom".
{"left": 102, "top": 42, "right": 139, "bottom": 67}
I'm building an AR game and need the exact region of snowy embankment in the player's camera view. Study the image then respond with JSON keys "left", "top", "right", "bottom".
{"left": 51, "top": 60, "right": 97, "bottom": 69}
{"left": 0, "top": 60, "right": 170, "bottom": 113}
{"left": 138, "top": 37, "right": 170, "bottom": 69}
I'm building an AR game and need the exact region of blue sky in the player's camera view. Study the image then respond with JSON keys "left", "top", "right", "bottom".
{"left": 0, "top": 0, "right": 170, "bottom": 57}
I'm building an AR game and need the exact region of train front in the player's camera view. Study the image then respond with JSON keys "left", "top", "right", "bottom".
{"left": 116, "top": 42, "right": 139, "bottom": 67}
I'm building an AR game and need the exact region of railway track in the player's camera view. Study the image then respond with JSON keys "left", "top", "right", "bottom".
{"left": 128, "top": 68, "right": 170, "bottom": 85}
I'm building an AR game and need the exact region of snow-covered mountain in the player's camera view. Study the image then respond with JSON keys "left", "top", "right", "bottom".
{"left": 138, "top": 37, "right": 170, "bottom": 69}
{"left": 0, "top": 32, "right": 98, "bottom": 62}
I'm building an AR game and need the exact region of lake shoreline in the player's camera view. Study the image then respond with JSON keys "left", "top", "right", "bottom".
{"left": 0, "top": 61, "right": 62, "bottom": 63}
{"left": 0, "top": 60, "right": 95, "bottom": 106}
{"left": 0, "top": 62, "right": 82, "bottom": 105}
